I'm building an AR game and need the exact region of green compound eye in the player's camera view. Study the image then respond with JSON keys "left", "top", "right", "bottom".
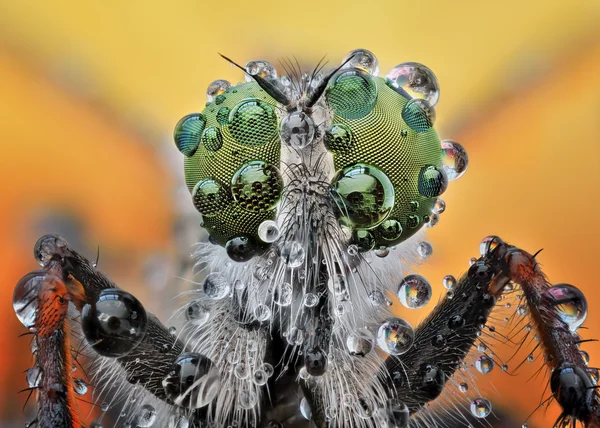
{"left": 174, "top": 113, "right": 206, "bottom": 157}
{"left": 231, "top": 160, "right": 283, "bottom": 213}
{"left": 229, "top": 99, "right": 278, "bottom": 146}
{"left": 325, "top": 70, "right": 377, "bottom": 120}
{"left": 331, "top": 164, "right": 395, "bottom": 229}
{"left": 192, "top": 179, "right": 230, "bottom": 217}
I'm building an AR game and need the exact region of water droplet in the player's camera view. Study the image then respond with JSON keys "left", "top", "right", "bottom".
{"left": 417, "top": 165, "right": 447, "bottom": 198}
{"left": 273, "top": 283, "right": 293, "bottom": 306}
{"left": 202, "top": 273, "right": 231, "bottom": 300}
{"left": 258, "top": 220, "right": 280, "bottom": 243}
{"left": 162, "top": 352, "right": 220, "bottom": 409}
{"left": 168, "top": 326, "right": 177, "bottom": 336}
{"left": 174, "top": 113, "right": 205, "bottom": 157}
{"left": 326, "top": 69, "right": 377, "bottom": 120}
{"left": 82, "top": 289, "right": 148, "bottom": 357}
{"left": 377, "top": 318, "right": 414, "bottom": 355}
{"left": 34, "top": 234, "right": 68, "bottom": 267}
{"left": 544, "top": 283, "right": 588, "bottom": 331}
{"left": 347, "top": 244, "right": 359, "bottom": 256}
{"left": 331, "top": 164, "right": 395, "bottom": 229}
{"left": 469, "top": 257, "right": 477, "bottom": 266}
{"left": 479, "top": 235, "right": 504, "bottom": 257}
{"left": 238, "top": 389, "right": 258, "bottom": 409}
{"left": 234, "top": 363, "right": 249, "bottom": 379}
{"left": 287, "top": 327, "right": 304, "bottom": 346}
{"left": 441, "top": 140, "right": 469, "bottom": 180}
{"left": 253, "top": 369, "right": 268, "bottom": 386}
{"left": 232, "top": 161, "right": 283, "bottom": 213}
{"left": 442, "top": 275, "right": 456, "bottom": 290}
{"left": 261, "top": 362, "right": 274, "bottom": 378}
{"left": 373, "top": 398, "right": 409, "bottom": 428}
{"left": 245, "top": 60, "right": 277, "bottom": 81}
{"left": 191, "top": 179, "right": 230, "bottom": 217}
{"left": 230, "top": 100, "right": 277, "bottom": 146}
{"left": 342, "top": 48, "right": 379, "bottom": 76}
{"left": 26, "top": 366, "right": 41, "bottom": 388}
{"left": 13, "top": 271, "right": 61, "bottom": 329}
{"left": 459, "top": 382, "right": 469, "bottom": 393}
{"left": 417, "top": 241, "right": 433, "bottom": 259}
{"left": 378, "top": 219, "right": 403, "bottom": 242}
{"left": 206, "top": 79, "right": 231, "bottom": 102}
{"left": 136, "top": 404, "right": 157, "bottom": 427}
{"left": 329, "top": 274, "right": 349, "bottom": 302}
{"left": 185, "top": 301, "right": 210, "bottom": 326}
{"left": 280, "top": 111, "right": 315, "bottom": 149}
{"left": 385, "top": 62, "right": 440, "bottom": 106}
{"left": 432, "top": 198, "right": 446, "bottom": 214}
{"left": 300, "top": 397, "right": 312, "bottom": 419}
{"left": 324, "top": 123, "right": 353, "bottom": 153}
{"left": 476, "top": 355, "right": 494, "bottom": 375}
{"left": 375, "top": 247, "right": 390, "bottom": 258}
{"left": 346, "top": 332, "right": 374, "bottom": 356}
{"left": 73, "top": 378, "right": 87, "bottom": 395}
{"left": 398, "top": 274, "right": 432, "bottom": 309}
{"left": 303, "top": 293, "right": 318, "bottom": 307}
{"left": 254, "top": 304, "right": 272, "bottom": 322}
{"left": 470, "top": 398, "right": 492, "bottom": 418}
{"left": 278, "top": 241, "right": 305, "bottom": 268}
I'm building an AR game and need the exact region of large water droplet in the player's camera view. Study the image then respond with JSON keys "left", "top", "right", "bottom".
{"left": 254, "top": 304, "right": 272, "bottom": 322}
{"left": 377, "top": 318, "right": 414, "bottom": 355}
{"left": 136, "top": 404, "right": 157, "bottom": 427}
{"left": 385, "top": 62, "right": 440, "bottom": 106}
{"left": 162, "top": 352, "right": 220, "bottom": 409}
{"left": 402, "top": 99, "right": 436, "bottom": 133}
{"left": 303, "top": 293, "right": 319, "bottom": 307}
{"left": 238, "top": 389, "right": 258, "bottom": 409}
{"left": 397, "top": 274, "right": 432, "bottom": 309}
{"left": 81, "top": 289, "right": 148, "bottom": 357}
{"left": 73, "top": 378, "right": 88, "bottom": 395}
{"left": 280, "top": 111, "right": 315, "bottom": 149}
{"left": 258, "top": 220, "right": 280, "bottom": 243}
{"left": 34, "top": 234, "right": 68, "bottom": 267}
{"left": 331, "top": 164, "right": 395, "bottom": 229}
{"left": 273, "top": 283, "right": 293, "bottom": 306}
{"left": 185, "top": 301, "right": 210, "bottom": 326}
{"left": 346, "top": 332, "right": 374, "bottom": 356}
{"left": 342, "top": 48, "right": 380, "bottom": 76}
{"left": 191, "top": 179, "right": 230, "bottom": 218}
{"left": 441, "top": 140, "right": 469, "bottom": 180}
{"left": 476, "top": 355, "right": 494, "bottom": 375}
{"left": 287, "top": 327, "right": 304, "bottom": 346}
{"left": 206, "top": 79, "right": 231, "bottom": 102}
{"left": 300, "top": 397, "right": 312, "bottom": 419}
{"left": 470, "top": 398, "right": 492, "bottom": 418}
{"left": 232, "top": 161, "right": 283, "bottom": 213}
{"left": 479, "top": 235, "right": 504, "bottom": 257}
{"left": 26, "top": 366, "right": 41, "bottom": 388}
{"left": 245, "top": 60, "right": 277, "bottom": 81}
{"left": 202, "top": 273, "right": 230, "bottom": 300}
{"left": 442, "top": 275, "right": 456, "bottom": 290}
{"left": 174, "top": 113, "right": 205, "bottom": 157}
{"left": 417, "top": 241, "right": 433, "bottom": 259}
{"left": 417, "top": 165, "right": 448, "bottom": 198}
{"left": 544, "top": 284, "right": 588, "bottom": 331}
{"left": 13, "top": 271, "right": 60, "bottom": 329}
{"left": 278, "top": 241, "right": 305, "bottom": 268}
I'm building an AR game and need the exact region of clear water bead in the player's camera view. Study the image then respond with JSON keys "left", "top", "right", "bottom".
{"left": 417, "top": 241, "right": 433, "bottom": 259}
{"left": 342, "top": 48, "right": 380, "bottom": 76}
{"left": 202, "top": 273, "right": 230, "bottom": 300}
{"left": 279, "top": 241, "right": 305, "bottom": 268}
{"left": 245, "top": 60, "right": 277, "bottom": 82}
{"left": 544, "top": 283, "right": 588, "bottom": 331}
{"left": 136, "top": 404, "right": 157, "bottom": 427}
{"left": 253, "top": 369, "right": 268, "bottom": 386}
{"left": 300, "top": 397, "right": 312, "bottom": 420}
{"left": 162, "top": 352, "right": 220, "bottom": 409}
{"left": 26, "top": 366, "right": 41, "bottom": 388}
{"left": 441, "top": 140, "right": 469, "bottom": 180}
{"left": 238, "top": 389, "right": 258, "bottom": 409}
{"left": 73, "top": 378, "right": 88, "bottom": 395}
{"left": 303, "top": 293, "right": 319, "bottom": 307}
{"left": 432, "top": 198, "right": 446, "bottom": 214}
{"left": 287, "top": 327, "right": 305, "bottom": 346}
{"left": 459, "top": 382, "right": 469, "bottom": 393}
{"left": 254, "top": 304, "right": 272, "bottom": 322}
{"left": 34, "top": 233, "right": 68, "bottom": 267}
{"left": 206, "top": 79, "right": 231, "bottom": 102}
{"left": 273, "top": 283, "right": 293, "bottom": 306}
{"left": 280, "top": 111, "right": 315, "bottom": 149}
{"left": 185, "top": 301, "right": 210, "bottom": 326}
{"left": 377, "top": 318, "right": 414, "bottom": 355}
{"left": 261, "top": 362, "right": 274, "bottom": 378}
{"left": 470, "top": 398, "right": 492, "bottom": 418}
{"left": 479, "top": 235, "right": 504, "bottom": 257}
{"left": 442, "top": 275, "right": 456, "bottom": 290}
{"left": 258, "top": 220, "right": 280, "bottom": 243}
{"left": 373, "top": 398, "right": 409, "bottom": 428}
{"left": 475, "top": 355, "right": 494, "bottom": 374}
{"left": 14, "top": 271, "right": 61, "bottom": 329}
{"left": 397, "top": 274, "right": 432, "bottom": 309}
{"left": 385, "top": 62, "right": 440, "bottom": 106}
{"left": 346, "top": 332, "right": 374, "bottom": 356}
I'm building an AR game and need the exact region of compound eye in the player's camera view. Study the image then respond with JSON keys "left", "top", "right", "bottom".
{"left": 325, "top": 69, "right": 377, "bottom": 120}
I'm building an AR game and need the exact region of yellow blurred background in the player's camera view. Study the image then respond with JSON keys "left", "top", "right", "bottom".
{"left": 1, "top": 1, "right": 599, "bottom": 426}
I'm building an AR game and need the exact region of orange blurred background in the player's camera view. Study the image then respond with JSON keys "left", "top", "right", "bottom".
{"left": 1, "top": 1, "right": 599, "bottom": 426}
